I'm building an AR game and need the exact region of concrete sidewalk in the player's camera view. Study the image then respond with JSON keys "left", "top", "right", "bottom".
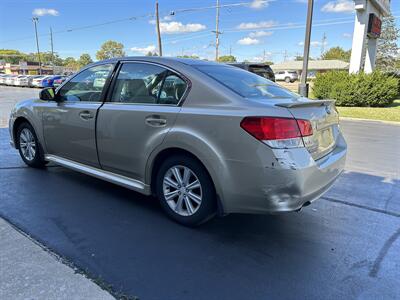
{"left": 0, "top": 217, "right": 114, "bottom": 300}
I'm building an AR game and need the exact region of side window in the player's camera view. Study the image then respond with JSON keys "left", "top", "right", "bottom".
{"left": 158, "top": 74, "right": 187, "bottom": 105}
{"left": 58, "top": 64, "right": 113, "bottom": 102}
{"left": 111, "top": 63, "right": 168, "bottom": 104}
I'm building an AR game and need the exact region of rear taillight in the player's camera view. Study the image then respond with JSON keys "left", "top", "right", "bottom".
{"left": 240, "top": 117, "right": 313, "bottom": 149}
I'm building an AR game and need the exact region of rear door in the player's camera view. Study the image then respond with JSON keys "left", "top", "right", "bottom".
{"left": 42, "top": 63, "right": 114, "bottom": 167}
{"left": 96, "top": 61, "right": 187, "bottom": 181}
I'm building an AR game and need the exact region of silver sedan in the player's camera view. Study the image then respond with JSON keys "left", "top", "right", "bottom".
{"left": 9, "top": 57, "right": 346, "bottom": 226}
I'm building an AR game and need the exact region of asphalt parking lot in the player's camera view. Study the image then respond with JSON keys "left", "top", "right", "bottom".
{"left": 0, "top": 86, "right": 399, "bottom": 299}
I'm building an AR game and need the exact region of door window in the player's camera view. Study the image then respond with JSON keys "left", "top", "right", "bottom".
{"left": 111, "top": 63, "right": 187, "bottom": 105}
{"left": 58, "top": 64, "right": 114, "bottom": 102}
{"left": 158, "top": 74, "right": 187, "bottom": 105}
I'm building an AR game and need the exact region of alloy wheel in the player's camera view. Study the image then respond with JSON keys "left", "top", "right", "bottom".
{"left": 19, "top": 128, "right": 36, "bottom": 161}
{"left": 163, "top": 165, "right": 202, "bottom": 216}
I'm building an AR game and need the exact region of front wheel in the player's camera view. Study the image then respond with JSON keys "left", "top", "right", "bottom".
{"left": 17, "top": 122, "right": 47, "bottom": 168}
{"left": 285, "top": 77, "right": 291, "bottom": 83}
{"left": 156, "top": 155, "right": 217, "bottom": 226}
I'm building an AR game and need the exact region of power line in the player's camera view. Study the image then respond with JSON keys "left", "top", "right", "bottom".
{"left": 0, "top": 1, "right": 262, "bottom": 44}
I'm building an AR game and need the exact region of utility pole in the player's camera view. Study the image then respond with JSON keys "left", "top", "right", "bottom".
{"left": 283, "top": 50, "right": 288, "bottom": 61}
{"left": 321, "top": 32, "right": 326, "bottom": 57}
{"left": 214, "top": 0, "right": 220, "bottom": 61}
{"left": 50, "top": 27, "right": 54, "bottom": 73}
{"left": 263, "top": 49, "right": 266, "bottom": 62}
{"left": 299, "top": 0, "right": 314, "bottom": 97}
{"left": 229, "top": 45, "right": 232, "bottom": 56}
{"left": 155, "top": 0, "right": 163, "bottom": 56}
{"left": 32, "top": 17, "right": 42, "bottom": 75}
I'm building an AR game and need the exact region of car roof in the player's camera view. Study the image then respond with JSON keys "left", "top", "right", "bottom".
{"left": 227, "top": 62, "right": 271, "bottom": 67}
{"left": 87, "top": 56, "right": 222, "bottom": 68}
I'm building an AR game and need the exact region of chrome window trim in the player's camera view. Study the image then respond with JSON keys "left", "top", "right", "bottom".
{"left": 106, "top": 60, "right": 191, "bottom": 107}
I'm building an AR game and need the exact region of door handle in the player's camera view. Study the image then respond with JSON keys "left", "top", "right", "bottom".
{"left": 145, "top": 115, "right": 167, "bottom": 127}
{"left": 79, "top": 111, "right": 94, "bottom": 120}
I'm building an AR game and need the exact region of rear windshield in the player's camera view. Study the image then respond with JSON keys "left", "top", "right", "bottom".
{"left": 196, "top": 65, "right": 296, "bottom": 99}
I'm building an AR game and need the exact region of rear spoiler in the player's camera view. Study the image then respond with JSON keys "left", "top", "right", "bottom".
{"left": 275, "top": 99, "right": 335, "bottom": 108}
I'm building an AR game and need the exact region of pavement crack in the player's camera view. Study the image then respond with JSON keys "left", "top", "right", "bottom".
{"left": 321, "top": 196, "right": 400, "bottom": 218}
{"left": 369, "top": 227, "right": 400, "bottom": 278}
{"left": 0, "top": 166, "right": 28, "bottom": 170}
{"left": 0, "top": 165, "right": 58, "bottom": 170}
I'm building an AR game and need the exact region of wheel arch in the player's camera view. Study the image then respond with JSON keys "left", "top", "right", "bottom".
{"left": 12, "top": 116, "right": 32, "bottom": 149}
{"left": 147, "top": 146, "right": 226, "bottom": 216}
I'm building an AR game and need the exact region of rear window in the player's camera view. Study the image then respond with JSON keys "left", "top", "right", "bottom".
{"left": 196, "top": 65, "right": 296, "bottom": 99}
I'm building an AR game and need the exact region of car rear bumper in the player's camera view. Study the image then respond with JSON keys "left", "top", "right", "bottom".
{"left": 219, "top": 133, "right": 347, "bottom": 214}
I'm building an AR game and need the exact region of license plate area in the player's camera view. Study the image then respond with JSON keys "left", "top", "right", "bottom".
{"left": 303, "top": 125, "right": 337, "bottom": 160}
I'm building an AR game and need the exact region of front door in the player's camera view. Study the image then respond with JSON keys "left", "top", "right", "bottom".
{"left": 42, "top": 64, "right": 114, "bottom": 167}
{"left": 96, "top": 62, "right": 188, "bottom": 182}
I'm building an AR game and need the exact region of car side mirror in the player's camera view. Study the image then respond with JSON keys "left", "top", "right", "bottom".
{"left": 39, "top": 87, "right": 56, "bottom": 101}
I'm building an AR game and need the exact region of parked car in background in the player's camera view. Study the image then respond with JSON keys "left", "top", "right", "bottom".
{"left": 228, "top": 63, "right": 275, "bottom": 81}
{"left": 13, "top": 75, "right": 30, "bottom": 87}
{"left": 275, "top": 70, "right": 299, "bottom": 83}
{"left": 9, "top": 57, "right": 346, "bottom": 226}
{"left": 53, "top": 76, "right": 68, "bottom": 88}
{"left": 5, "top": 75, "right": 18, "bottom": 86}
{"left": 16, "top": 75, "right": 35, "bottom": 87}
{"left": 31, "top": 75, "right": 50, "bottom": 88}
{"left": 0, "top": 74, "right": 7, "bottom": 84}
{"left": 41, "top": 75, "right": 64, "bottom": 88}
{"left": 0, "top": 75, "right": 10, "bottom": 85}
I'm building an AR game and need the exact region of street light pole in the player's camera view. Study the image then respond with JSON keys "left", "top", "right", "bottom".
{"left": 50, "top": 27, "right": 54, "bottom": 73}
{"left": 299, "top": 0, "right": 314, "bottom": 97}
{"left": 32, "top": 17, "right": 42, "bottom": 75}
{"left": 155, "top": 0, "right": 163, "bottom": 56}
{"left": 215, "top": 0, "right": 220, "bottom": 61}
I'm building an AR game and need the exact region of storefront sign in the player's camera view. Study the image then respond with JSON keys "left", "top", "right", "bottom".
{"left": 367, "top": 13, "right": 382, "bottom": 38}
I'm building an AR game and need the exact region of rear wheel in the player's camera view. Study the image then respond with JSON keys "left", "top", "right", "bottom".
{"left": 17, "top": 122, "right": 47, "bottom": 168}
{"left": 156, "top": 155, "right": 217, "bottom": 226}
{"left": 285, "top": 77, "right": 291, "bottom": 83}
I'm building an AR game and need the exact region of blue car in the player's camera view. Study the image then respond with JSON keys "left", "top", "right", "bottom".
{"left": 32, "top": 75, "right": 63, "bottom": 88}
{"left": 41, "top": 75, "right": 63, "bottom": 88}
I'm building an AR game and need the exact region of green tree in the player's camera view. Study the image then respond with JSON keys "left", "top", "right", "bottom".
{"left": 27, "top": 52, "right": 64, "bottom": 66}
{"left": 63, "top": 57, "right": 80, "bottom": 70}
{"left": 96, "top": 40, "right": 125, "bottom": 60}
{"left": 294, "top": 55, "right": 303, "bottom": 61}
{"left": 0, "top": 49, "right": 28, "bottom": 64}
{"left": 376, "top": 13, "right": 399, "bottom": 72}
{"left": 321, "top": 47, "right": 351, "bottom": 61}
{"left": 217, "top": 55, "right": 236, "bottom": 62}
{"left": 78, "top": 53, "right": 93, "bottom": 67}
{"left": 145, "top": 51, "right": 158, "bottom": 56}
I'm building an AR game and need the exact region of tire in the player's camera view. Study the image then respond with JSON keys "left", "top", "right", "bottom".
{"left": 285, "top": 77, "right": 291, "bottom": 83}
{"left": 16, "top": 122, "right": 47, "bottom": 168}
{"left": 156, "top": 155, "right": 217, "bottom": 226}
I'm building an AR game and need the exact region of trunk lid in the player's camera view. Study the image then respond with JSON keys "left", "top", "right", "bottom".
{"left": 276, "top": 99, "right": 339, "bottom": 160}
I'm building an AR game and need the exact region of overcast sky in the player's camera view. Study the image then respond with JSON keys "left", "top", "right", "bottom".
{"left": 1, "top": 0, "right": 399, "bottom": 62}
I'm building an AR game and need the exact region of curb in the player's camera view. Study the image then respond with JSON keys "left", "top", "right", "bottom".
{"left": 340, "top": 116, "right": 400, "bottom": 126}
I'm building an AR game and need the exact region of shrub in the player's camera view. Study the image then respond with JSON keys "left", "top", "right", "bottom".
{"left": 312, "top": 70, "right": 398, "bottom": 107}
